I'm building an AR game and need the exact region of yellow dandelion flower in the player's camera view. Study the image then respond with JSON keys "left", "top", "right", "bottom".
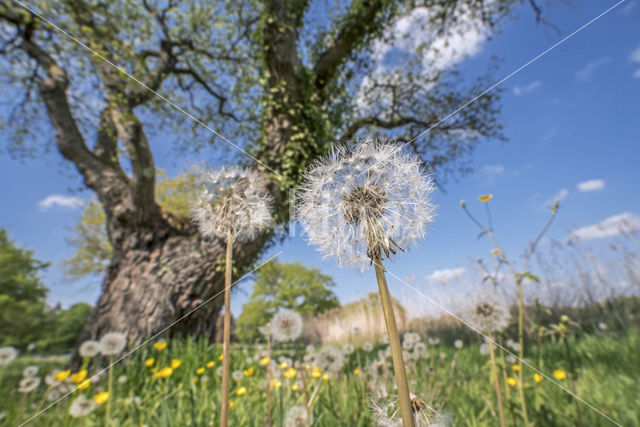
{"left": 259, "top": 357, "right": 270, "bottom": 366}
{"left": 243, "top": 366, "right": 254, "bottom": 376}
{"left": 511, "top": 364, "right": 520, "bottom": 372}
{"left": 54, "top": 370, "right": 70, "bottom": 382}
{"left": 70, "top": 370, "right": 87, "bottom": 383}
{"left": 154, "top": 367, "right": 174, "bottom": 379}
{"left": 304, "top": 364, "right": 311, "bottom": 371}
{"left": 171, "top": 359, "right": 182, "bottom": 369}
{"left": 218, "top": 354, "right": 223, "bottom": 361}
{"left": 154, "top": 341, "right": 167, "bottom": 351}
{"left": 279, "top": 361, "right": 289, "bottom": 370}
{"left": 311, "top": 369, "right": 322, "bottom": 379}
{"left": 77, "top": 379, "right": 91, "bottom": 390}
{"left": 229, "top": 400, "right": 235, "bottom": 410}
{"left": 533, "top": 373, "right": 543, "bottom": 383}
{"left": 478, "top": 194, "right": 493, "bottom": 202}
{"left": 353, "top": 368, "right": 360, "bottom": 375}
{"left": 491, "top": 248, "right": 501, "bottom": 255}
{"left": 321, "top": 373, "right": 329, "bottom": 382}
{"left": 145, "top": 358, "right": 155, "bottom": 367}
{"left": 553, "top": 369, "right": 567, "bottom": 380}
{"left": 94, "top": 391, "right": 109, "bottom": 405}
{"left": 291, "top": 384, "right": 299, "bottom": 391}
{"left": 191, "top": 377, "right": 198, "bottom": 383}
{"left": 269, "top": 379, "right": 282, "bottom": 389}
{"left": 283, "top": 368, "right": 297, "bottom": 379}
{"left": 236, "top": 386, "right": 247, "bottom": 396}
{"left": 150, "top": 367, "right": 158, "bottom": 374}
{"left": 206, "top": 361, "right": 215, "bottom": 369}
{"left": 196, "top": 367, "right": 205, "bottom": 375}
{"left": 506, "top": 377, "right": 517, "bottom": 387}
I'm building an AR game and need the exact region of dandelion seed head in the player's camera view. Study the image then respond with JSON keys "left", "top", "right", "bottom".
{"left": 99, "top": 332, "right": 127, "bottom": 356}
{"left": 270, "top": 309, "right": 303, "bottom": 343}
{"left": 285, "top": 405, "right": 309, "bottom": 427}
{"left": 22, "top": 365, "right": 39, "bottom": 378}
{"left": 79, "top": 340, "right": 100, "bottom": 358}
{"left": 232, "top": 370, "right": 244, "bottom": 382}
{"left": 363, "top": 341, "right": 374, "bottom": 352}
{"left": 18, "top": 377, "right": 41, "bottom": 393}
{"left": 371, "top": 389, "right": 451, "bottom": 426}
{"left": 191, "top": 166, "right": 273, "bottom": 241}
{"left": 0, "top": 346, "right": 18, "bottom": 366}
{"left": 460, "top": 291, "right": 511, "bottom": 334}
{"left": 295, "top": 139, "right": 436, "bottom": 271}
{"left": 69, "top": 395, "right": 96, "bottom": 417}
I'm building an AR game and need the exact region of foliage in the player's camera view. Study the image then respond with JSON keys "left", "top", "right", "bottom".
{"left": 236, "top": 260, "right": 339, "bottom": 342}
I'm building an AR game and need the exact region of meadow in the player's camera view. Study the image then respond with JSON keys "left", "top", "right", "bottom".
{"left": 1, "top": 315, "right": 638, "bottom": 426}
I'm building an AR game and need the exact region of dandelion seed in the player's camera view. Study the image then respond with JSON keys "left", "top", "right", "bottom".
{"left": 343, "top": 343, "right": 355, "bottom": 355}
{"left": 22, "top": 366, "right": 39, "bottom": 378}
{"left": 454, "top": 340, "right": 464, "bottom": 349}
{"left": 363, "top": 341, "right": 374, "bottom": 352}
{"left": 598, "top": 322, "right": 608, "bottom": 331}
{"left": 371, "top": 390, "right": 452, "bottom": 426}
{"left": 460, "top": 291, "right": 511, "bottom": 334}
{"left": 79, "top": 340, "right": 100, "bottom": 358}
{"left": 69, "top": 395, "right": 96, "bottom": 417}
{"left": 232, "top": 370, "right": 244, "bottom": 382}
{"left": 118, "top": 375, "right": 127, "bottom": 384}
{"left": 46, "top": 389, "right": 62, "bottom": 402}
{"left": 99, "top": 332, "right": 127, "bottom": 356}
{"left": 285, "top": 405, "right": 309, "bottom": 427}
{"left": 479, "top": 343, "right": 490, "bottom": 356}
{"left": 270, "top": 309, "right": 303, "bottom": 343}
{"left": 18, "top": 377, "right": 41, "bottom": 393}
{"left": 0, "top": 346, "right": 18, "bottom": 366}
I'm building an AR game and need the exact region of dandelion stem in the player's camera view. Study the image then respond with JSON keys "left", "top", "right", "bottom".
{"left": 372, "top": 255, "right": 415, "bottom": 427}
{"left": 516, "top": 279, "right": 529, "bottom": 426}
{"left": 563, "top": 338, "right": 584, "bottom": 427}
{"left": 220, "top": 230, "right": 233, "bottom": 427}
{"left": 488, "top": 335, "right": 507, "bottom": 427}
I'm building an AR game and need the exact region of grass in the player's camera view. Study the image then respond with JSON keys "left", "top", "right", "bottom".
{"left": 1, "top": 328, "right": 638, "bottom": 426}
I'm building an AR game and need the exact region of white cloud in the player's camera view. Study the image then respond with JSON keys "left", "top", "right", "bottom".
{"left": 555, "top": 188, "right": 569, "bottom": 201}
{"left": 622, "top": 1, "right": 636, "bottom": 14}
{"left": 513, "top": 80, "right": 542, "bottom": 96}
{"left": 38, "top": 194, "right": 83, "bottom": 210}
{"left": 575, "top": 58, "right": 610, "bottom": 82}
{"left": 426, "top": 267, "right": 465, "bottom": 283}
{"left": 633, "top": 69, "right": 640, "bottom": 79}
{"left": 568, "top": 212, "right": 640, "bottom": 242}
{"left": 479, "top": 164, "right": 504, "bottom": 181}
{"left": 630, "top": 46, "right": 640, "bottom": 63}
{"left": 577, "top": 179, "right": 605, "bottom": 192}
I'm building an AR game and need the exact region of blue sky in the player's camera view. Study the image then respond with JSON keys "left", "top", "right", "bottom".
{"left": 1, "top": 0, "right": 639, "bottom": 318}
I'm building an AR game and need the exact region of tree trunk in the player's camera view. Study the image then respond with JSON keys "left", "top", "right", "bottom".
{"left": 72, "top": 221, "right": 271, "bottom": 366}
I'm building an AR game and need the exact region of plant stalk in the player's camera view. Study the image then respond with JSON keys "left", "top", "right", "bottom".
{"left": 372, "top": 255, "right": 415, "bottom": 427}
{"left": 220, "top": 231, "right": 233, "bottom": 427}
{"left": 488, "top": 336, "right": 507, "bottom": 427}
{"left": 516, "top": 280, "right": 529, "bottom": 426}
{"left": 106, "top": 356, "right": 113, "bottom": 427}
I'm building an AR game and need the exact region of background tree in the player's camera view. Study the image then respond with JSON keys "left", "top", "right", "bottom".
{"left": 0, "top": 0, "right": 540, "bottom": 350}
{"left": 236, "top": 260, "right": 339, "bottom": 342}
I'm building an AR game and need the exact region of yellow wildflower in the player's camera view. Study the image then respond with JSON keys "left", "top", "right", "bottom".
{"left": 206, "top": 361, "right": 215, "bottom": 369}
{"left": 154, "top": 341, "right": 167, "bottom": 351}
{"left": 553, "top": 369, "right": 567, "bottom": 380}
{"left": 236, "top": 387, "right": 247, "bottom": 396}
{"left": 145, "top": 358, "right": 155, "bottom": 367}
{"left": 304, "top": 364, "right": 311, "bottom": 371}
{"left": 154, "top": 367, "right": 174, "bottom": 379}
{"left": 229, "top": 400, "right": 235, "bottom": 410}
{"left": 77, "top": 379, "right": 91, "bottom": 390}
{"left": 511, "top": 364, "right": 520, "bottom": 372}
{"left": 491, "top": 248, "right": 501, "bottom": 255}
{"left": 353, "top": 368, "right": 360, "bottom": 375}
{"left": 94, "top": 392, "right": 109, "bottom": 405}
{"left": 196, "top": 367, "right": 205, "bottom": 375}
{"left": 279, "top": 361, "right": 289, "bottom": 370}
{"left": 311, "top": 368, "right": 322, "bottom": 379}
{"left": 506, "top": 377, "right": 517, "bottom": 387}
{"left": 533, "top": 373, "right": 543, "bottom": 383}
{"left": 321, "top": 373, "right": 329, "bottom": 382}
{"left": 243, "top": 366, "right": 255, "bottom": 377}
{"left": 171, "top": 359, "right": 182, "bottom": 369}
{"left": 218, "top": 354, "right": 223, "bottom": 361}
{"left": 478, "top": 194, "right": 493, "bottom": 202}
{"left": 283, "top": 368, "right": 297, "bottom": 379}
{"left": 269, "top": 379, "right": 282, "bottom": 389}
{"left": 291, "top": 384, "right": 299, "bottom": 391}
{"left": 259, "top": 357, "right": 270, "bottom": 366}
{"left": 53, "top": 370, "right": 70, "bottom": 382}
{"left": 70, "top": 370, "right": 87, "bottom": 383}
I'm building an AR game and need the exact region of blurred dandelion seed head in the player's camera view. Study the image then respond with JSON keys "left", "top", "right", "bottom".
{"left": 295, "top": 138, "right": 436, "bottom": 271}
{"left": 270, "top": 309, "right": 303, "bottom": 342}
{"left": 191, "top": 166, "right": 273, "bottom": 241}
{"left": 99, "top": 332, "right": 127, "bottom": 356}
{"left": 69, "top": 395, "right": 96, "bottom": 417}
{"left": 79, "top": 340, "right": 100, "bottom": 358}
{"left": 0, "top": 346, "right": 18, "bottom": 366}
{"left": 285, "top": 405, "right": 309, "bottom": 427}
{"left": 461, "top": 291, "right": 511, "bottom": 334}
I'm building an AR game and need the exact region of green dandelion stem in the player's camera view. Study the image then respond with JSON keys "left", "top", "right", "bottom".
{"left": 488, "top": 335, "right": 507, "bottom": 427}
{"left": 372, "top": 255, "right": 415, "bottom": 427}
{"left": 220, "top": 230, "right": 233, "bottom": 427}
{"left": 106, "top": 355, "right": 113, "bottom": 427}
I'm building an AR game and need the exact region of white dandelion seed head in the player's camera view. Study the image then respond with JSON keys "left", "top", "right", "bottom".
{"left": 0, "top": 346, "right": 18, "bottom": 366}
{"left": 99, "top": 332, "right": 127, "bottom": 356}
{"left": 305, "top": 344, "right": 315, "bottom": 354}
{"left": 510, "top": 342, "right": 521, "bottom": 352}
{"left": 27, "top": 343, "right": 36, "bottom": 352}
{"left": 295, "top": 139, "right": 436, "bottom": 271}
{"left": 506, "top": 354, "right": 516, "bottom": 364}
{"left": 45, "top": 374, "right": 59, "bottom": 386}
{"left": 370, "top": 390, "right": 452, "bottom": 426}
{"left": 191, "top": 166, "right": 273, "bottom": 242}
{"left": 22, "top": 365, "right": 39, "bottom": 378}
{"left": 118, "top": 375, "right": 128, "bottom": 384}
{"left": 270, "top": 309, "right": 303, "bottom": 343}
{"left": 351, "top": 325, "right": 363, "bottom": 335}
{"left": 363, "top": 341, "right": 374, "bottom": 352}
{"left": 200, "top": 375, "right": 210, "bottom": 384}
{"left": 285, "top": 405, "right": 309, "bottom": 427}
{"left": 402, "top": 339, "right": 414, "bottom": 351}
{"left": 454, "top": 339, "right": 463, "bottom": 349}
{"left": 413, "top": 342, "right": 427, "bottom": 357}
{"left": 79, "top": 340, "right": 101, "bottom": 358}
{"left": 460, "top": 290, "right": 512, "bottom": 334}
{"left": 18, "top": 377, "right": 41, "bottom": 393}
{"left": 316, "top": 346, "right": 346, "bottom": 373}
{"left": 343, "top": 343, "right": 355, "bottom": 355}
{"left": 216, "top": 366, "right": 223, "bottom": 377}
{"left": 598, "top": 322, "right": 608, "bottom": 331}
{"left": 69, "top": 395, "right": 96, "bottom": 417}
{"left": 479, "top": 343, "right": 490, "bottom": 356}
{"left": 232, "top": 370, "right": 244, "bottom": 381}
{"left": 46, "top": 389, "right": 62, "bottom": 402}
{"left": 427, "top": 337, "right": 440, "bottom": 346}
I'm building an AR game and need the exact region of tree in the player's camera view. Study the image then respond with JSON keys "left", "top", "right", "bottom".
{"left": 0, "top": 0, "right": 537, "bottom": 350}
{"left": 236, "top": 260, "right": 339, "bottom": 342}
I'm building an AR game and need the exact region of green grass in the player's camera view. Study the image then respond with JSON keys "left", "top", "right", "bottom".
{"left": 1, "top": 330, "right": 638, "bottom": 426}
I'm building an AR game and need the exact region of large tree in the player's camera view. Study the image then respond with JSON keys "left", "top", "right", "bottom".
{"left": 0, "top": 0, "right": 534, "bottom": 349}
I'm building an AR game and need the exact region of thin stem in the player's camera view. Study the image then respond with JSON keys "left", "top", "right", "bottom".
{"left": 563, "top": 338, "right": 584, "bottom": 427}
{"left": 106, "top": 356, "right": 113, "bottom": 427}
{"left": 372, "top": 255, "right": 415, "bottom": 427}
{"left": 516, "top": 279, "right": 529, "bottom": 426}
{"left": 266, "top": 336, "right": 272, "bottom": 427}
{"left": 220, "top": 231, "right": 233, "bottom": 427}
{"left": 488, "top": 334, "right": 507, "bottom": 427}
